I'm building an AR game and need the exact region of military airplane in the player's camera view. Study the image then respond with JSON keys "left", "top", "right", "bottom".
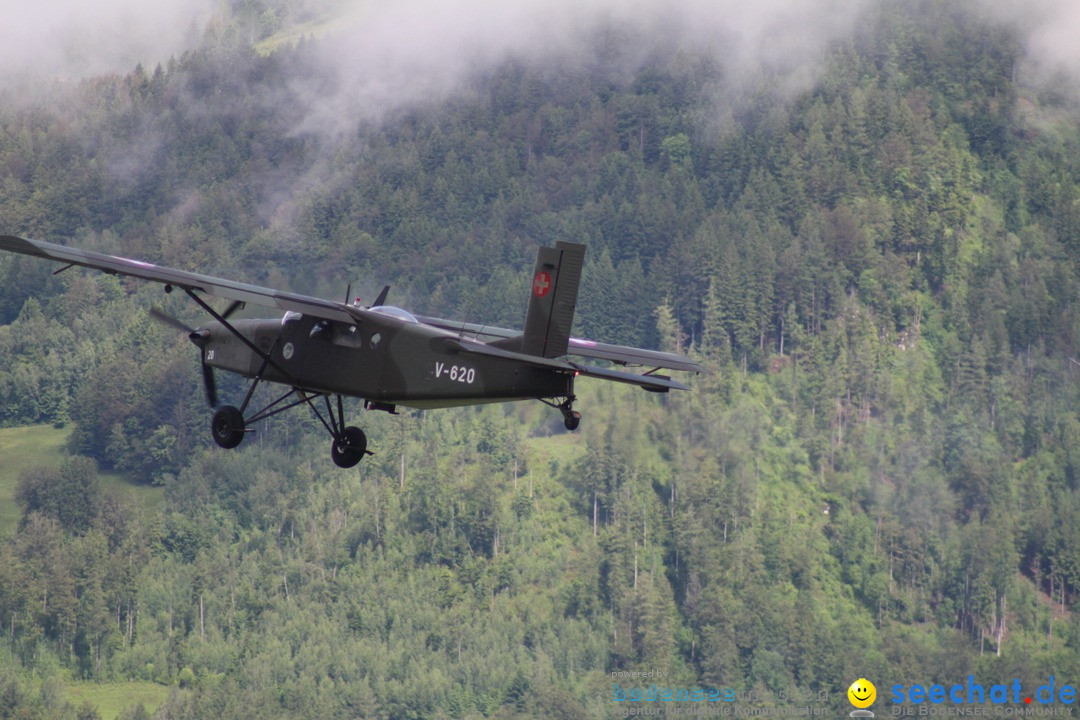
{"left": 0, "top": 235, "right": 701, "bottom": 467}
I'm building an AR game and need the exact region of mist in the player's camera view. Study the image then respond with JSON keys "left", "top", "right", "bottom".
{"left": 261, "top": 0, "right": 1080, "bottom": 138}
{"left": 287, "top": 0, "right": 873, "bottom": 134}
{"left": 978, "top": 0, "right": 1080, "bottom": 95}
{"left": 0, "top": 0, "right": 883, "bottom": 147}
{"left": 5, "top": 0, "right": 1080, "bottom": 117}
{"left": 0, "top": 0, "right": 215, "bottom": 84}
{"left": 6, "top": 0, "right": 1080, "bottom": 231}
{"left": 294, "top": 0, "right": 1080, "bottom": 131}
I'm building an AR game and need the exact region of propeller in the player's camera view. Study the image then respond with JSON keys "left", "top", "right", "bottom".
{"left": 149, "top": 306, "right": 194, "bottom": 333}
{"left": 201, "top": 361, "right": 218, "bottom": 408}
{"left": 148, "top": 300, "right": 244, "bottom": 409}
{"left": 149, "top": 300, "right": 243, "bottom": 332}
{"left": 219, "top": 300, "right": 244, "bottom": 321}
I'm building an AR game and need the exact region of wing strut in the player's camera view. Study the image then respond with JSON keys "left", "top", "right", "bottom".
{"left": 182, "top": 288, "right": 296, "bottom": 385}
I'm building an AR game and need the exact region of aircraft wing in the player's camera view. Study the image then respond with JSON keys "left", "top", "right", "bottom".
{"left": 436, "top": 336, "right": 690, "bottom": 392}
{"left": 0, "top": 235, "right": 358, "bottom": 324}
{"left": 1, "top": 235, "right": 703, "bottom": 380}
{"left": 416, "top": 315, "right": 703, "bottom": 374}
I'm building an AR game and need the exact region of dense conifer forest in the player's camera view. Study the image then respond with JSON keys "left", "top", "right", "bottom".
{"left": 1, "top": 0, "right": 1079, "bottom": 717}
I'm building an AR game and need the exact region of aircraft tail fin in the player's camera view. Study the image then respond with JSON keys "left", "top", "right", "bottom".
{"left": 519, "top": 241, "right": 585, "bottom": 358}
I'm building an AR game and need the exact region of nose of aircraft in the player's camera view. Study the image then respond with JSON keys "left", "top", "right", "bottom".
{"left": 189, "top": 328, "right": 211, "bottom": 347}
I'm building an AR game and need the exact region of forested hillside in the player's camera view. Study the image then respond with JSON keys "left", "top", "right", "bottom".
{"left": 1, "top": 1, "right": 1079, "bottom": 718}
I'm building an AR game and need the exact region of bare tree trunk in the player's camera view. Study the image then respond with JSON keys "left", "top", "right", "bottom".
{"left": 996, "top": 594, "right": 1004, "bottom": 657}
{"left": 593, "top": 492, "right": 598, "bottom": 536}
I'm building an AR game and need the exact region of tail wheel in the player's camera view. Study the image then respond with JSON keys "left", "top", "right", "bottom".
{"left": 331, "top": 426, "right": 367, "bottom": 468}
{"left": 211, "top": 405, "right": 246, "bottom": 449}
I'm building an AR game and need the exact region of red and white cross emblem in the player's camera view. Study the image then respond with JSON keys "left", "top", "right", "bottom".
{"left": 533, "top": 271, "right": 551, "bottom": 297}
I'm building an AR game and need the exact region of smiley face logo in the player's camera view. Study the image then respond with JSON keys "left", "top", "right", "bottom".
{"left": 848, "top": 679, "right": 876, "bottom": 709}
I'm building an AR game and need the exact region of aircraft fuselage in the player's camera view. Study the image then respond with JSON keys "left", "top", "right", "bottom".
{"left": 201, "top": 311, "right": 574, "bottom": 409}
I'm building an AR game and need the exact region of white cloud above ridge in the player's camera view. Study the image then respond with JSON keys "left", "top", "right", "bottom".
{"left": 4, "top": 0, "right": 1080, "bottom": 125}
{"left": 0, "top": 0, "right": 216, "bottom": 83}
{"left": 285, "top": 0, "right": 873, "bottom": 133}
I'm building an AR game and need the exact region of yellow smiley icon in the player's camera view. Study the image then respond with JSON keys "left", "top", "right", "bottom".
{"left": 848, "top": 679, "right": 876, "bottom": 709}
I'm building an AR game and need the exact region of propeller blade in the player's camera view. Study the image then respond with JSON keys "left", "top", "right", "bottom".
{"left": 201, "top": 360, "right": 218, "bottom": 408}
{"left": 220, "top": 300, "right": 244, "bottom": 320}
{"left": 150, "top": 306, "right": 194, "bottom": 333}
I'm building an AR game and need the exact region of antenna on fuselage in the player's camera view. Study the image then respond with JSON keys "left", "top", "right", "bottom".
{"left": 371, "top": 285, "right": 390, "bottom": 307}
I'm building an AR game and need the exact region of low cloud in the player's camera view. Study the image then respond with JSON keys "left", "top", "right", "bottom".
{"left": 6, "top": 1, "right": 1080, "bottom": 119}
{"left": 0, "top": 0, "right": 214, "bottom": 84}
{"left": 294, "top": 0, "right": 872, "bottom": 133}
{"left": 970, "top": 0, "right": 1080, "bottom": 102}
{"left": 1011, "top": 0, "right": 1080, "bottom": 90}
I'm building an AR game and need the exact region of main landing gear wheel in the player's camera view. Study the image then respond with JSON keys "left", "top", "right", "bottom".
{"left": 557, "top": 397, "right": 581, "bottom": 431}
{"left": 542, "top": 395, "right": 581, "bottom": 432}
{"left": 331, "top": 426, "right": 367, "bottom": 468}
{"left": 563, "top": 410, "right": 581, "bottom": 431}
{"left": 211, "top": 405, "right": 246, "bottom": 449}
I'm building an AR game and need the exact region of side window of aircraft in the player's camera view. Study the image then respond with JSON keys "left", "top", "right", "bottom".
{"left": 332, "top": 323, "right": 365, "bottom": 349}
{"left": 370, "top": 332, "right": 382, "bottom": 349}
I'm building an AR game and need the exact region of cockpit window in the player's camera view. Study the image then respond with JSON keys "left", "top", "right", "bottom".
{"left": 281, "top": 310, "right": 303, "bottom": 326}
{"left": 369, "top": 305, "right": 418, "bottom": 323}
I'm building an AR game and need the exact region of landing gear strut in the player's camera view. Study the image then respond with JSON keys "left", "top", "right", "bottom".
{"left": 541, "top": 395, "right": 581, "bottom": 431}
{"left": 310, "top": 393, "right": 371, "bottom": 468}
{"left": 173, "top": 287, "right": 374, "bottom": 466}
{"left": 209, "top": 368, "right": 372, "bottom": 466}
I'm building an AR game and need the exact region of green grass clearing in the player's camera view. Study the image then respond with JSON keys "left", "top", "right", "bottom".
{"left": 253, "top": 3, "right": 353, "bottom": 57}
{"left": 0, "top": 424, "right": 71, "bottom": 536}
{"left": 66, "top": 680, "right": 173, "bottom": 720}
{"left": 0, "top": 424, "right": 164, "bottom": 537}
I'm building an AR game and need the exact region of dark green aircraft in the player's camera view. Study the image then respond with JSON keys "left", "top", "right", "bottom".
{"left": 0, "top": 235, "right": 701, "bottom": 467}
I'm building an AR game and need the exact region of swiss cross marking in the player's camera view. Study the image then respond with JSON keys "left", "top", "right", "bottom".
{"left": 533, "top": 271, "right": 551, "bottom": 297}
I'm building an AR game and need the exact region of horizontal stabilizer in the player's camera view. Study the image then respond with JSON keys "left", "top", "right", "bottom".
{"left": 432, "top": 335, "right": 689, "bottom": 392}
{"left": 431, "top": 336, "right": 574, "bottom": 372}
{"left": 568, "top": 363, "right": 689, "bottom": 392}
{"left": 415, "top": 314, "right": 703, "bottom": 375}
{"left": 568, "top": 337, "right": 703, "bottom": 373}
